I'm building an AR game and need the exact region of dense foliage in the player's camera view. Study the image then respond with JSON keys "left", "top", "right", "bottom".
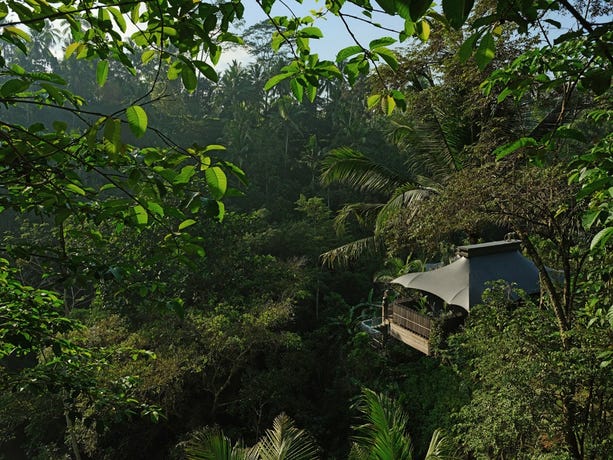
{"left": 0, "top": 1, "right": 611, "bottom": 459}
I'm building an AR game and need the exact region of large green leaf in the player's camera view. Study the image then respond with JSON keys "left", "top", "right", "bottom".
{"left": 205, "top": 166, "right": 227, "bottom": 200}
{"left": 132, "top": 205, "right": 148, "bottom": 225}
{"left": 475, "top": 32, "right": 495, "bottom": 70}
{"left": 336, "top": 45, "right": 363, "bottom": 63}
{"left": 182, "top": 65, "right": 198, "bottom": 92}
{"left": 96, "top": 60, "right": 109, "bottom": 87}
{"left": 443, "top": 0, "right": 475, "bottom": 29}
{"left": 493, "top": 137, "right": 538, "bottom": 160}
{"left": 125, "top": 105, "right": 148, "bottom": 138}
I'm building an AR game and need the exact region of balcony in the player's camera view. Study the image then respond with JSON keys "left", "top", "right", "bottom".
{"left": 387, "top": 302, "right": 431, "bottom": 355}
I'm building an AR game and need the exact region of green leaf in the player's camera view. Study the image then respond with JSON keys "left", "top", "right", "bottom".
{"left": 194, "top": 61, "right": 218, "bottom": 82}
{"left": 126, "top": 105, "right": 148, "bottom": 138}
{"left": 374, "top": 48, "right": 399, "bottom": 71}
{"left": 146, "top": 201, "right": 164, "bottom": 218}
{"left": 416, "top": 19, "right": 430, "bottom": 41}
{"left": 181, "top": 65, "right": 198, "bottom": 92}
{"left": 178, "top": 219, "right": 196, "bottom": 230}
{"left": 103, "top": 118, "right": 122, "bottom": 153}
{"left": 475, "top": 32, "right": 495, "bottom": 70}
{"left": 290, "top": 78, "right": 304, "bottom": 102}
{"left": 5, "top": 26, "right": 31, "bottom": 42}
{"left": 385, "top": 95, "right": 396, "bottom": 115}
{"left": 367, "top": 94, "right": 382, "bottom": 109}
{"left": 369, "top": 37, "right": 396, "bottom": 50}
{"left": 96, "top": 60, "right": 109, "bottom": 87}
{"left": 458, "top": 33, "right": 478, "bottom": 62}
{"left": 298, "top": 26, "right": 323, "bottom": 38}
{"left": 264, "top": 71, "right": 295, "bottom": 91}
{"left": 40, "top": 82, "right": 65, "bottom": 105}
{"left": 65, "top": 42, "right": 80, "bottom": 59}
{"left": 1, "top": 79, "right": 30, "bottom": 97}
{"left": 336, "top": 45, "right": 363, "bottom": 63}
{"left": 205, "top": 166, "right": 227, "bottom": 200}
{"left": 132, "top": 205, "right": 148, "bottom": 225}
{"left": 109, "top": 6, "right": 127, "bottom": 32}
{"left": 141, "top": 49, "right": 156, "bottom": 64}
{"left": 443, "top": 0, "right": 475, "bottom": 29}
{"left": 173, "top": 165, "right": 196, "bottom": 185}
{"left": 493, "top": 137, "right": 538, "bottom": 160}
{"left": 582, "top": 209, "right": 602, "bottom": 230}
{"left": 409, "top": 0, "right": 432, "bottom": 21}
{"left": 591, "top": 227, "right": 613, "bottom": 250}
{"left": 66, "top": 183, "right": 86, "bottom": 196}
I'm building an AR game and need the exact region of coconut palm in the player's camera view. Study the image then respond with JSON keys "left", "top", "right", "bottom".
{"left": 319, "top": 110, "right": 466, "bottom": 268}
{"left": 349, "top": 389, "right": 453, "bottom": 460}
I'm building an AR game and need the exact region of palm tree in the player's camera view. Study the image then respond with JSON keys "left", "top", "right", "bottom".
{"left": 319, "top": 108, "right": 466, "bottom": 268}
{"left": 184, "top": 413, "right": 319, "bottom": 460}
{"left": 185, "top": 428, "right": 256, "bottom": 460}
{"left": 349, "top": 389, "right": 453, "bottom": 460}
{"left": 254, "top": 413, "right": 320, "bottom": 460}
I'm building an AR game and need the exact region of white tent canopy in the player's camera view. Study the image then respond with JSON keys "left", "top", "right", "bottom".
{"left": 391, "top": 240, "right": 541, "bottom": 312}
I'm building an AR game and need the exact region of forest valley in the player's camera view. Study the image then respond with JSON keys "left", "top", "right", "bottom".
{"left": 0, "top": 1, "right": 611, "bottom": 459}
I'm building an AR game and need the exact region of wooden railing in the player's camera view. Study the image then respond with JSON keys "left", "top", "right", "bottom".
{"left": 390, "top": 303, "right": 431, "bottom": 338}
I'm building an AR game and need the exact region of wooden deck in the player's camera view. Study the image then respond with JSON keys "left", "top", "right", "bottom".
{"left": 387, "top": 303, "right": 432, "bottom": 355}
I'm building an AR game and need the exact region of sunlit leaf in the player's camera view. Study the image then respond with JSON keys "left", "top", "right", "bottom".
{"left": 146, "top": 201, "right": 164, "bottom": 218}
{"left": 178, "top": 219, "right": 196, "bottom": 230}
{"left": 374, "top": 47, "right": 399, "bottom": 71}
{"left": 336, "top": 45, "right": 363, "bottom": 63}
{"left": 416, "top": 19, "right": 430, "bottom": 41}
{"left": 66, "top": 183, "right": 86, "bottom": 196}
{"left": 64, "top": 42, "right": 80, "bottom": 59}
{"left": 5, "top": 26, "right": 31, "bottom": 42}
{"left": 367, "top": 94, "right": 382, "bottom": 109}
{"left": 126, "top": 105, "right": 148, "bottom": 138}
{"left": 298, "top": 26, "right": 323, "bottom": 38}
{"left": 591, "top": 227, "right": 613, "bottom": 250}
{"left": 132, "top": 205, "right": 148, "bottom": 225}
{"left": 493, "top": 137, "right": 538, "bottom": 160}
{"left": 109, "top": 6, "right": 127, "bottom": 32}
{"left": 264, "top": 72, "right": 294, "bottom": 91}
{"left": 290, "top": 78, "right": 304, "bottom": 102}
{"left": 369, "top": 37, "right": 396, "bottom": 50}
{"left": 96, "top": 60, "right": 109, "bottom": 87}
{"left": 205, "top": 166, "right": 227, "bottom": 200}
{"left": 141, "top": 49, "right": 156, "bottom": 64}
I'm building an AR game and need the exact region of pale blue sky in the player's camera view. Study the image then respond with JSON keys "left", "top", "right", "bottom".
{"left": 235, "top": 1, "right": 405, "bottom": 61}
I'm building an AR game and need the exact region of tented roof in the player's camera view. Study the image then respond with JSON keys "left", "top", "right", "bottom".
{"left": 391, "top": 240, "right": 540, "bottom": 311}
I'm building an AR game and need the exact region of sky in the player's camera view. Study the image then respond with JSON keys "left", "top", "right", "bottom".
{"left": 219, "top": 0, "right": 405, "bottom": 67}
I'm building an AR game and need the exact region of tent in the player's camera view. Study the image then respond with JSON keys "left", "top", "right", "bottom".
{"left": 391, "top": 240, "right": 540, "bottom": 312}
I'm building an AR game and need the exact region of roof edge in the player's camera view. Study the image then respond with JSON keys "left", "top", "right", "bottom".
{"left": 457, "top": 240, "right": 522, "bottom": 258}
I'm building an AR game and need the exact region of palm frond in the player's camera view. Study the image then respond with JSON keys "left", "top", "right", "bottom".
{"left": 320, "top": 236, "right": 385, "bottom": 268}
{"left": 320, "top": 147, "right": 409, "bottom": 194}
{"left": 254, "top": 413, "right": 319, "bottom": 460}
{"left": 351, "top": 388, "right": 414, "bottom": 460}
{"left": 334, "top": 202, "right": 386, "bottom": 235}
{"left": 424, "top": 429, "right": 457, "bottom": 460}
{"left": 374, "top": 185, "right": 434, "bottom": 234}
{"left": 185, "top": 428, "right": 253, "bottom": 460}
